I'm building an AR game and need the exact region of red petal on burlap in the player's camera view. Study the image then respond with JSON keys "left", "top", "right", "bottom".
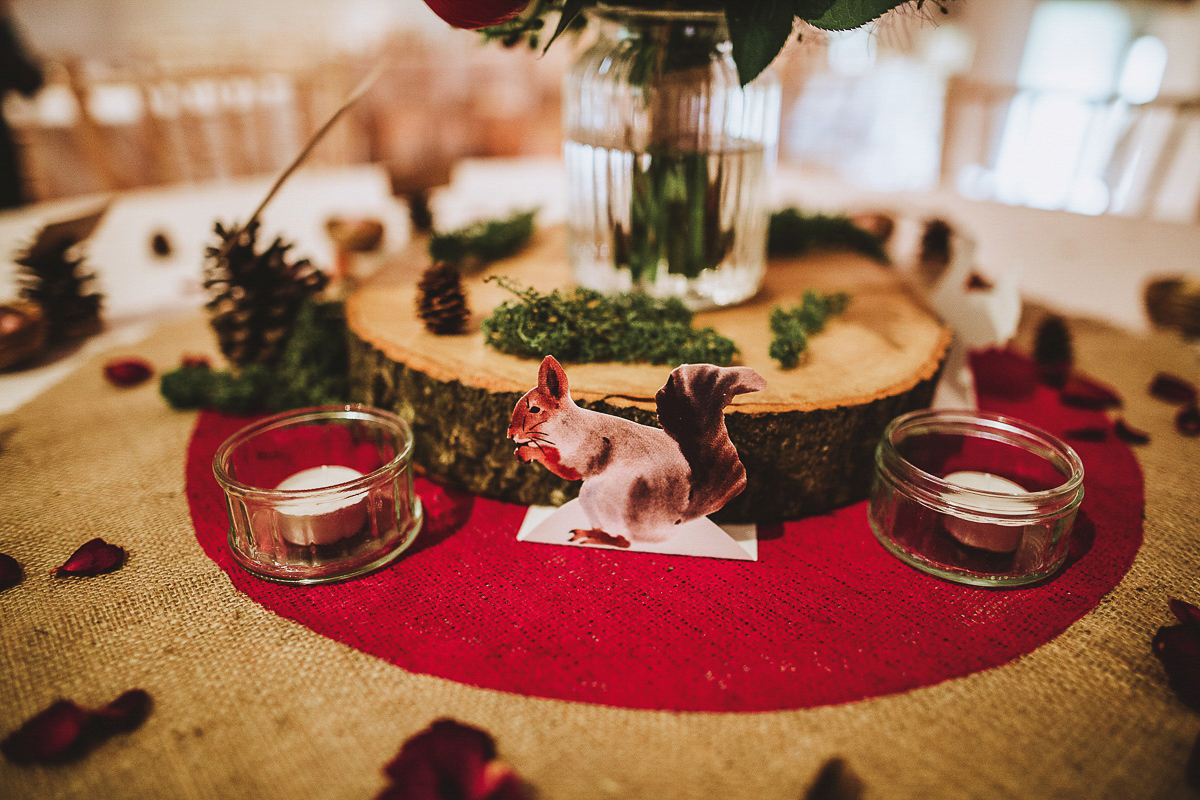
{"left": 381, "top": 719, "right": 523, "bottom": 800}
{"left": 103, "top": 357, "right": 154, "bottom": 387}
{"left": 421, "top": 0, "right": 529, "bottom": 29}
{"left": 0, "top": 690, "right": 153, "bottom": 765}
{"left": 479, "top": 762, "right": 524, "bottom": 800}
{"left": 1065, "top": 426, "right": 1108, "bottom": 443}
{"left": 0, "top": 700, "right": 88, "bottom": 763}
{"left": 1149, "top": 373, "right": 1198, "bottom": 405}
{"left": 56, "top": 538, "right": 126, "bottom": 577}
{"left": 1177, "top": 405, "right": 1200, "bottom": 437}
{"left": 1153, "top": 621, "right": 1200, "bottom": 713}
{"left": 1114, "top": 418, "right": 1150, "bottom": 445}
{"left": 90, "top": 690, "right": 153, "bottom": 733}
{"left": 1170, "top": 598, "right": 1200, "bottom": 629}
{"left": 0, "top": 552, "right": 22, "bottom": 591}
{"left": 1060, "top": 375, "right": 1122, "bottom": 410}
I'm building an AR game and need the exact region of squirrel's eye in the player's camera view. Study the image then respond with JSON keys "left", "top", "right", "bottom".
{"left": 529, "top": 405, "right": 541, "bottom": 413}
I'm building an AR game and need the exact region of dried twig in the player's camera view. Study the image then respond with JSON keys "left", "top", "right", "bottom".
{"left": 220, "top": 58, "right": 388, "bottom": 256}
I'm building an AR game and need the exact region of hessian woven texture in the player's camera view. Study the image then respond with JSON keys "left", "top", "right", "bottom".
{"left": 2, "top": 311, "right": 1197, "bottom": 799}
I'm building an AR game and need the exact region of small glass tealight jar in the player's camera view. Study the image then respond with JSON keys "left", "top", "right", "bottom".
{"left": 868, "top": 409, "right": 1084, "bottom": 587}
{"left": 213, "top": 405, "right": 422, "bottom": 584}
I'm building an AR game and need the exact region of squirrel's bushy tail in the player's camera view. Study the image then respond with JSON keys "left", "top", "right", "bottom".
{"left": 656, "top": 364, "right": 766, "bottom": 518}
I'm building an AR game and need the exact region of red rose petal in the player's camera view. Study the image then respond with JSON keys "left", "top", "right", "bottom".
{"left": 0, "top": 552, "right": 22, "bottom": 591}
{"left": 1114, "top": 418, "right": 1150, "bottom": 445}
{"left": 381, "top": 719, "right": 521, "bottom": 800}
{"left": 1, "top": 690, "right": 153, "bottom": 765}
{"left": 1170, "top": 598, "right": 1200, "bottom": 629}
{"left": 1150, "top": 373, "right": 1198, "bottom": 405}
{"left": 479, "top": 763, "right": 524, "bottom": 800}
{"left": 56, "top": 538, "right": 126, "bottom": 577}
{"left": 1, "top": 700, "right": 89, "bottom": 763}
{"left": 421, "top": 0, "right": 529, "bottom": 29}
{"left": 1177, "top": 405, "right": 1200, "bottom": 437}
{"left": 90, "top": 690, "right": 153, "bottom": 734}
{"left": 1154, "top": 622, "right": 1200, "bottom": 713}
{"left": 1065, "top": 426, "right": 1108, "bottom": 443}
{"left": 1060, "top": 375, "right": 1122, "bottom": 410}
{"left": 103, "top": 357, "right": 154, "bottom": 388}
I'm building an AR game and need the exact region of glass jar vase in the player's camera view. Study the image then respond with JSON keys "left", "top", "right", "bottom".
{"left": 563, "top": 4, "right": 782, "bottom": 309}
{"left": 868, "top": 410, "right": 1085, "bottom": 587}
{"left": 213, "top": 405, "right": 423, "bottom": 584}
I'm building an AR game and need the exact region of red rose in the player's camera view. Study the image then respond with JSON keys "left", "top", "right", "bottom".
{"left": 422, "top": 0, "right": 530, "bottom": 29}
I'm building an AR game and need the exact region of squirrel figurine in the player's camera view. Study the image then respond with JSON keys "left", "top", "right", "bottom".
{"left": 508, "top": 355, "right": 766, "bottom": 548}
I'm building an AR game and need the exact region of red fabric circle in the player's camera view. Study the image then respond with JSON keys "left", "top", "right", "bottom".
{"left": 185, "top": 350, "right": 1142, "bottom": 712}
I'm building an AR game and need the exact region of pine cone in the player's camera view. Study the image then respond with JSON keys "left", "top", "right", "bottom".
{"left": 1033, "top": 314, "right": 1073, "bottom": 387}
{"left": 917, "top": 218, "right": 954, "bottom": 286}
{"left": 203, "top": 220, "right": 328, "bottom": 366}
{"left": 15, "top": 240, "right": 103, "bottom": 342}
{"left": 417, "top": 262, "right": 469, "bottom": 334}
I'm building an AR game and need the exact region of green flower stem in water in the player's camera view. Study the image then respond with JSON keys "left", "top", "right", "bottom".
{"left": 617, "top": 148, "right": 734, "bottom": 283}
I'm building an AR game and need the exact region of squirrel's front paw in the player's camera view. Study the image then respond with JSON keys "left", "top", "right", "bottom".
{"left": 569, "top": 528, "right": 631, "bottom": 549}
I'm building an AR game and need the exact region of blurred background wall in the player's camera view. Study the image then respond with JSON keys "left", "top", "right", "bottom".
{"left": 5, "top": 0, "right": 1200, "bottom": 222}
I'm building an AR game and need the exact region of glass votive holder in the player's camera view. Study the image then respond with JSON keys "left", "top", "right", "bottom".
{"left": 213, "top": 405, "right": 423, "bottom": 584}
{"left": 868, "top": 409, "right": 1084, "bottom": 587}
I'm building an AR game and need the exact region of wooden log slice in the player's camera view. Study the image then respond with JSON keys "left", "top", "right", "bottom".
{"left": 346, "top": 226, "right": 952, "bottom": 522}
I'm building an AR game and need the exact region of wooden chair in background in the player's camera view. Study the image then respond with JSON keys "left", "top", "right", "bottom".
{"left": 8, "top": 57, "right": 368, "bottom": 203}
{"left": 7, "top": 34, "right": 569, "bottom": 207}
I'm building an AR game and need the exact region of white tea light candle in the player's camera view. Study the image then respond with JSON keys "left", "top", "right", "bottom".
{"left": 274, "top": 466, "right": 368, "bottom": 546}
{"left": 942, "top": 470, "right": 1028, "bottom": 553}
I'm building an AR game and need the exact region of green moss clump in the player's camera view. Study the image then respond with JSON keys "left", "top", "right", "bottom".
{"left": 768, "top": 208, "right": 889, "bottom": 264}
{"left": 481, "top": 277, "right": 737, "bottom": 366}
{"left": 428, "top": 209, "right": 537, "bottom": 270}
{"left": 769, "top": 290, "right": 851, "bottom": 369}
{"left": 160, "top": 299, "right": 350, "bottom": 413}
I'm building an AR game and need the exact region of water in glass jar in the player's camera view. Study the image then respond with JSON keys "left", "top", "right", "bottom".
{"left": 564, "top": 136, "right": 771, "bottom": 309}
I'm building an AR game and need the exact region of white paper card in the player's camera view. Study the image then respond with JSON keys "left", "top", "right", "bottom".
{"left": 516, "top": 500, "right": 757, "bottom": 561}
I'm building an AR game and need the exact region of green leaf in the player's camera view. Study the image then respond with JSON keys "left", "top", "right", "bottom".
{"left": 792, "top": 0, "right": 843, "bottom": 18}
{"left": 543, "top": 0, "right": 587, "bottom": 53}
{"left": 803, "top": 0, "right": 909, "bottom": 31}
{"left": 726, "top": 1, "right": 797, "bottom": 86}
{"left": 727, "top": 0, "right": 840, "bottom": 86}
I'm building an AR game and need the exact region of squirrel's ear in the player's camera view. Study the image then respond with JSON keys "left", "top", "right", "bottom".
{"left": 539, "top": 355, "right": 568, "bottom": 401}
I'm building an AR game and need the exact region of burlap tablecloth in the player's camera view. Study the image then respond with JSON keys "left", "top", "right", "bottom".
{"left": 1, "top": 311, "right": 1198, "bottom": 800}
